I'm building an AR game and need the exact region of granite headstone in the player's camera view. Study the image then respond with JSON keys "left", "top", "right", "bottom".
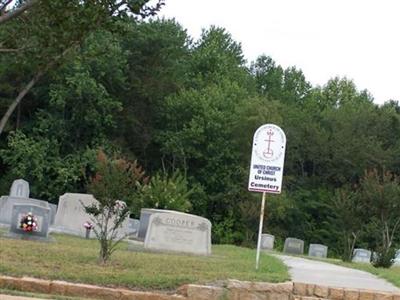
{"left": 308, "top": 244, "right": 328, "bottom": 258}
{"left": 352, "top": 248, "right": 371, "bottom": 263}
{"left": 127, "top": 218, "right": 140, "bottom": 238}
{"left": 261, "top": 234, "right": 275, "bottom": 251}
{"left": 137, "top": 208, "right": 183, "bottom": 240}
{"left": 283, "top": 237, "right": 304, "bottom": 255}
{"left": 52, "top": 193, "right": 128, "bottom": 238}
{"left": 144, "top": 211, "right": 212, "bottom": 255}
{"left": 9, "top": 203, "right": 51, "bottom": 239}
{"left": 10, "top": 179, "right": 30, "bottom": 198}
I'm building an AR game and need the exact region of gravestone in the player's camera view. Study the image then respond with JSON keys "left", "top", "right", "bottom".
{"left": 10, "top": 179, "right": 30, "bottom": 198}
{"left": 308, "top": 244, "right": 328, "bottom": 258}
{"left": 52, "top": 193, "right": 128, "bottom": 239}
{"left": 137, "top": 208, "right": 182, "bottom": 240}
{"left": 127, "top": 218, "right": 140, "bottom": 238}
{"left": 352, "top": 248, "right": 371, "bottom": 263}
{"left": 48, "top": 203, "right": 57, "bottom": 225}
{"left": 144, "top": 211, "right": 212, "bottom": 255}
{"left": 283, "top": 237, "right": 304, "bottom": 255}
{"left": 0, "top": 196, "right": 49, "bottom": 225}
{"left": 8, "top": 204, "right": 51, "bottom": 240}
{"left": 260, "top": 234, "right": 275, "bottom": 250}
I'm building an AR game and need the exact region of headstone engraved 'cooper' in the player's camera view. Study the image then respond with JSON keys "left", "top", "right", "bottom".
{"left": 260, "top": 234, "right": 275, "bottom": 250}
{"left": 283, "top": 237, "right": 304, "bottom": 255}
{"left": 308, "top": 244, "right": 328, "bottom": 258}
{"left": 144, "top": 212, "right": 212, "bottom": 255}
{"left": 137, "top": 208, "right": 184, "bottom": 240}
{"left": 352, "top": 248, "right": 371, "bottom": 263}
{"left": 52, "top": 193, "right": 129, "bottom": 239}
{"left": 10, "top": 179, "right": 30, "bottom": 198}
{"left": 9, "top": 204, "right": 51, "bottom": 239}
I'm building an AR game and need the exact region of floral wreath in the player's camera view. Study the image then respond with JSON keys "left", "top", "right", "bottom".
{"left": 20, "top": 212, "right": 38, "bottom": 232}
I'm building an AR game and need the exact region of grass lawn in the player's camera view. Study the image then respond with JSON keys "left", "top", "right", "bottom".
{"left": 0, "top": 233, "right": 289, "bottom": 290}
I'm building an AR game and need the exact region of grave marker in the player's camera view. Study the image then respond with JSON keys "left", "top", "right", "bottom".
{"left": 352, "top": 248, "right": 371, "bottom": 263}
{"left": 10, "top": 179, "right": 30, "bottom": 198}
{"left": 144, "top": 211, "right": 211, "bottom": 255}
{"left": 260, "top": 234, "right": 275, "bottom": 250}
{"left": 283, "top": 237, "right": 304, "bottom": 255}
{"left": 9, "top": 204, "right": 51, "bottom": 240}
{"left": 308, "top": 244, "right": 328, "bottom": 258}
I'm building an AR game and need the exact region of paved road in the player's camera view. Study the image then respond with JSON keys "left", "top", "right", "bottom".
{"left": 277, "top": 255, "right": 400, "bottom": 292}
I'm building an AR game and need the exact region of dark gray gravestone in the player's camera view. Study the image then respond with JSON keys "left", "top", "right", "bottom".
{"left": 308, "top": 244, "right": 328, "bottom": 258}
{"left": 352, "top": 248, "right": 371, "bottom": 263}
{"left": 0, "top": 196, "right": 49, "bottom": 225}
{"left": 49, "top": 203, "right": 57, "bottom": 225}
{"left": 127, "top": 218, "right": 140, "bottom": 238}
{"left": 283, "top": 237, "right": 304, "bottom": 255}
{"left": 137, "top": 208, "right": 181, "bottom": 240}
{"left": 10, "top": 179, "right": 30, "bottom": 198}
{"left": 8, "top": 204, "right": 52, "bottom": 241}
{"left": 261, "top": 234, "right": 275, "bottom": 250}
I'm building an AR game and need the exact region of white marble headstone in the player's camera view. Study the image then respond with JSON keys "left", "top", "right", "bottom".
{"left": 0, "top": 196, "right": 49, "bottom": 225}
{"left": 10, "top": 179, "right": 30, "bottom": 198}
{"left": 261, "top": 234, "right": 275, "bottom": 250}
{"left": 308, "top": 244, "right": 328, "bottom": 258}
{"left": 144, "top": 211, "right": 212, "bottom": 255}
{"left": 283, "top": 237, "right": 304, "bottom": 255}
{"left": 52, "top": 193, "right": 129, "bottom": 239}
{"left": 352, "top": 248, "right": 371, "bottom": 263}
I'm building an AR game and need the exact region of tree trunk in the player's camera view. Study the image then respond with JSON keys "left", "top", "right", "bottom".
{"left": 0, "top": 0, "right": 38, "bottom": 25}
{"left": 0, "top": 71, "right": 43, "bottom": 135}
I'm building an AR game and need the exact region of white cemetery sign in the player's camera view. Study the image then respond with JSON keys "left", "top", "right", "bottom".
{"left": 248, "top": 124, "right": 286, "bottom": 270}
{"left": 248, "top": 124, "right": 286, "bottom": 194}
{"left": 144, "top": 212, "right": 212, "bottom": 255}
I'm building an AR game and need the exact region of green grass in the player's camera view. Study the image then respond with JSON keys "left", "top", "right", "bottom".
{"left": 0, "top": 233, "right": 289, "bottom": 290}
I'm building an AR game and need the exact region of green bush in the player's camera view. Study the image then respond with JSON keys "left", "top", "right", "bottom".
{"left": 137, "top": 170, "right": 192, "bottom": 213}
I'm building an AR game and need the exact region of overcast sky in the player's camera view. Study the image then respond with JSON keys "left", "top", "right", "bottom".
{"left": 158, "top": 0, "right": 400, "bottom": 105}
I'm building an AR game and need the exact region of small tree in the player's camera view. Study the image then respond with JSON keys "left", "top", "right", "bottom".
{"left": 83, "top": 150, "right": 147, "bottom": 264}
{"left": 331, "top": 188, "right": 364, "bottom": 262}
{"left": 359, "top": 169, "right": 400, "bottom": 268}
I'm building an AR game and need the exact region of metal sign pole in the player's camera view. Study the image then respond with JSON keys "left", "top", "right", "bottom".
{"left": 255, "top": 191, "right": 266, "bottom": 270}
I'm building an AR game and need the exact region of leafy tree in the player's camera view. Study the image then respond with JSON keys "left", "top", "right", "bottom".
{"left": 84, "top": 150, "right": 147, "bottom": 264}
{"left": 330, "top": 188, "right": 364, "bottom": 261}
{"left": 358, "top": 169, "right": 400, "bottom": 267}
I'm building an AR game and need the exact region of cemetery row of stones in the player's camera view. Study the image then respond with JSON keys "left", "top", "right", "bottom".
{"left": 0, "top": 179, "right": 212, "bottom": 256}
{"left": 1, "top": 179, "right": 398, "bottom": 263}
{"left": 261, "top": 233, "right": 400, "bottom": 266}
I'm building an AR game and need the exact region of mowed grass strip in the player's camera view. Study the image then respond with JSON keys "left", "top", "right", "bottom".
{"left": 0, "top": 234, "right": 289, "bottom": 290}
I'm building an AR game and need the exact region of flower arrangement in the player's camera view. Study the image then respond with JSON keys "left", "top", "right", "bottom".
{"left": 83, "top": 221, "right": 94, "bottom": 230}
{"left": 20, "top": 212, "right": 38, "bottom": 232}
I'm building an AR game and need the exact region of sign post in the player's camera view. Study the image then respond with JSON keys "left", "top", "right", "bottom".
{"left": 248, "top": 124, "right": 286, "bottom": 270}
